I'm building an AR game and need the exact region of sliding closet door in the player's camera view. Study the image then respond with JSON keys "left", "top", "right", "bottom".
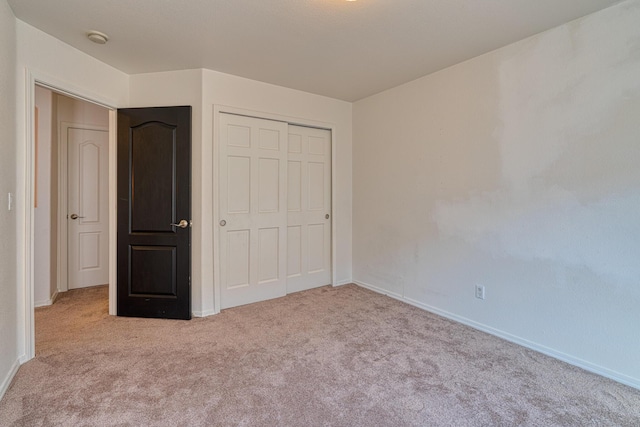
{"left": 219, "top": 113, "right": 288, "bottom": 309}
{"left": 286, "top": 125, "right": 332, "bottom": 293}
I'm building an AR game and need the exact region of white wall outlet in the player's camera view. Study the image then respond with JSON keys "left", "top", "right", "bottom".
{"left": 475, "top": 284, "right": 485, "bottom": 300}
{"left": 7, "top": 192, "right": 13, "bottom": 211}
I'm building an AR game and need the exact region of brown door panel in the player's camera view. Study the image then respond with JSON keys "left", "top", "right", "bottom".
{"left": 117, "top": 106, "right": 191, "bottom": 319}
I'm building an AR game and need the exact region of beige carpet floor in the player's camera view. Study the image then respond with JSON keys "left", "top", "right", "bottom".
{"left": 1, "top": 284, "right": 639, "bottom": 426}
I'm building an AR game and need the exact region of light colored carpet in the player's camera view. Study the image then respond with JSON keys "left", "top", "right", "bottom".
{"left": 1, "top": 284, "right": 639, "bottom": 426}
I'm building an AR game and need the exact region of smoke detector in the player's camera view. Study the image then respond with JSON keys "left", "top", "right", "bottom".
{"left": 87, "top": 30, "right": 109, "bottom": 45}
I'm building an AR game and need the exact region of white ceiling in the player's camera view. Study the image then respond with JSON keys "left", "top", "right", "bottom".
{"left": 8, "top": 0, "right": 623, "bottom": 101}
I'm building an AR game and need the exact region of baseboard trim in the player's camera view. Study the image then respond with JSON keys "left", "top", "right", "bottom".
{"left": 353, "top": 280, "right": 640, "bottom": 391}
{"left": 192, "top": 309, "right": 217, "bottom": 318}
{"left": 34, "top": 290, "right": 59, "bottom": 308}
{"left": 354, "top": 280, "right": 402, "bottom": 300}
{"left": 333, "top": 280, "right": 353, "bottom": 287}
{"left": 0, "top": 359, "right": 20, "bottom": 401}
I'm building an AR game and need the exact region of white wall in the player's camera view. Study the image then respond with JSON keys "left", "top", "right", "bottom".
{"left": 15, "top": 20, "right": 129, "bottom": 360}
{"left": 0, "top": 0, "right": 18, "bottom": 400}
{"left": 130, "top": 69, "right": 353, "bottom": 316}
{"left": 34, "top": 86, "right": 53, "bottom": 306}
{"left": 353, "top": 0, "right": 640, "bottom": 388}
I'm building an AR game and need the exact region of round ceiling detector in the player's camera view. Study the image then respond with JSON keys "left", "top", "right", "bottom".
{"left": 87, "top": 30, "right": 109, "bottom": 44}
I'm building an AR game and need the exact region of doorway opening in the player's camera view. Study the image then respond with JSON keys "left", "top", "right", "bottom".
{"left": 23, "top": 75, "right": 117, "bottom": 362}
{"left": 34, "top": 86, "right": 110, "bottom": 313}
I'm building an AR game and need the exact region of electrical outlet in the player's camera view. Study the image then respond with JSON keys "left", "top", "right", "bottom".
{"left": 7, "top": 192, "right": 12, "bottom": 211}
{"left": 475, "top": 284, "right": 485, "bottom": 300}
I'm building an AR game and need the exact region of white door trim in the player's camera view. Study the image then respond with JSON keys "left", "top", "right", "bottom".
{"left": 57, "top": 122, "right": 109, "bottom": 293}
{"left": 212, "top": 105, "right": 337, "bottom": 314}
{"left": 20, "top": 69, "right": 118, "bottom": 362}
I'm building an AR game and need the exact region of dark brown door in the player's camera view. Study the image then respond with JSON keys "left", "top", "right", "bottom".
{"left": 117, "top": 106, "right": 191, "bottom": 319}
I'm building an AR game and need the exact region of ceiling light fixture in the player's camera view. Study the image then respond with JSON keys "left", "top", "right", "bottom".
{"left": 87, "top": 30, "right": 109, "bottom": 44}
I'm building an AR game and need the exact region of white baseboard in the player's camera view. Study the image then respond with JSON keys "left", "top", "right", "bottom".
{"left": 353, "top": 280, "right": 640, "bottom": 391}
{"left": 333, "top": 279, "right": 353, "bottom": 287}
{"left": 355, "top": 280, "right": 402, "bottom": 300}
{"left": 0, "top": 359, "right": 20, "bottom": 401}
{"left": 34, "top": 290, "right": 59, "bottom": 308}
{"left": 192, "top": 309, "right": 217, "bottom": 318}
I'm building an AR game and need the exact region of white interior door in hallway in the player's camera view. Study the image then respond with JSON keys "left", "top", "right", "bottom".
{"left": 286, "top": 125, "right": 331, "bottom": 293}
{"left": 218, "top": 114, "right": 332, "bottom": 309}
{"left": 67, "top": 127, "right": 109, "bottom": 289}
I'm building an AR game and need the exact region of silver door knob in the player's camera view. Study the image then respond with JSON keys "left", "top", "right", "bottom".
{"left": 220, "top": 220, "right": 226, "bottom": 226}
{"left": 170, "top": 219, "right": 189, "bottom": 229}
{"left": 325, "top": 214, "right": 330, "bottom": 219}
{"left": 69, "top": 214, "right": 85, "bottom": 220}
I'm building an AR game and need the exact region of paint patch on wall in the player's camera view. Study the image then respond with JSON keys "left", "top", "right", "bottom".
{"left": 434, "top": 2, "right": 640, "bottom": 290}
{"left": 435, "top": 188, "right": 640, "bottom": 287}
{"left": 497, "top": 6, "right": 640, "bottom": 193}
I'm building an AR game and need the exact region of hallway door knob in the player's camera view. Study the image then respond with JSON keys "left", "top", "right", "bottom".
{"left": 170, "top": 219, "right": 190, "bottom": 229}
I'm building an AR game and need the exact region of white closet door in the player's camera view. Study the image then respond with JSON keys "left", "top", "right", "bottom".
{"left": 219, "top": 113, "right": 288, "bottom": 309}
{"left": 67, "top": 128, "right": 109, "bottom": 289}
{"left": 286, "top": 125, "right": 331, "bottom": 293}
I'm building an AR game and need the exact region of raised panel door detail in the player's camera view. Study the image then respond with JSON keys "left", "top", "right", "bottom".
{"left": 308, "top": 136, "right": 325, "bottom": 155}
{"left": 130, "top": 123, "right": 176, "bottom": 233}
{"left": 288, "top": 160, "right": 302, "bottom": 212}
{"left": 79, "top": 142, "right": 100, "bottom": 223}
{"left": 258, "top": 228, "right": 279, "bottom": 284}
{"left": 129, "top": 245, "right": 176, "bottom": 296}
{"left": 226, "top": 230, "right": 250, "bottom": 289}
{"left": 79, "top": 232, "right": 100, "bottom": 270}
{"left": 308, "top": 224, "right": 325, "bottom": 273}
{"left": 228, "top": 125, "right": 251, "bottom": 148}
{"left": 259, "top": 128, "right": 280, "bottom": 150}
{"left": 287, "top": 226, "right": 302, "bottom": 278}
{"left": 308, "top": 162, "right": 325, "bottom": 211}
{"left": 259, "top": 158, "right": 280, "bottom": 213}
{"left": 227, "top": 156, "right": 251, "bottom": 214}
{"left": 288, "top": 133, "right": 302, "bottom": 153}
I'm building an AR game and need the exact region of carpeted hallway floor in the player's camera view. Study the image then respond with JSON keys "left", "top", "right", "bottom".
{"left": 1, "top": 284, "right": 639, "bottom": 426}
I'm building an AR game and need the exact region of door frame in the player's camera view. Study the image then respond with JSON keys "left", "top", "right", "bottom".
{"left": 57, "top": 122, "right": 109, "bottom": 293}
{"left": 212, "top": 105, "right": 337, "bottom": 313}
{"left": 21, "top": 69, "right": 118, "bottom": 362}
